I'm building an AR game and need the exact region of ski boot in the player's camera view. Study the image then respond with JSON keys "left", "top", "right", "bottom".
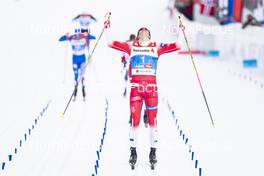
{"left": 149, "top": 147, "right": 157, "bottom": 170}
{"left": 129, "top": 147, "right": 137, "bottom": 170}
{"left": 143, "top": 110, "right": 148, "bottom": 128}
{"left": 82, "top": 86, "right": 86, "bottom": 101}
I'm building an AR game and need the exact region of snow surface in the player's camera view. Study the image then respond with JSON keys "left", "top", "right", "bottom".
{"left": 0, "top": 0, "right": 264, "bottom": 176}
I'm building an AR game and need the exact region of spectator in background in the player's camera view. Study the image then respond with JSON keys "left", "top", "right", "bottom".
{"left": 173, "top": 0, "right": 194, "bottom": 20}
{"left": 242, "top": 14, "right": 262, "bottom": 29}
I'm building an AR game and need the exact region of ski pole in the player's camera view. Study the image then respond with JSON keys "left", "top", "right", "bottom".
{"left": 88, "top": 12, "right": 111, "bottom": 63}
{"left": 61, "top": 12, "right": 111, "bottom": 118}
{"left": 178, "top": 16, "right": 215, "bottom": 128}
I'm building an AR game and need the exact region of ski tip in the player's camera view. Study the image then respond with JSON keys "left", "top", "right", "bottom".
{"left": 212, "top": 123, "right": 216, "bottom": 128}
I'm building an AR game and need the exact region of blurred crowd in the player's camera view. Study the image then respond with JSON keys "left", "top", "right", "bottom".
{"left": 168, "top": 0, "right": 264, "bottom": 28}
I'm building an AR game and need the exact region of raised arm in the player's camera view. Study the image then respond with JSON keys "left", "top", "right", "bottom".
{"left": 88, "top": 14, "right": 97, "bottom": 22}
{"left": 157, "top": 43, "right": 180, "bottom": 57}
{"left": 108, "top": 41, "right": 131, "bottom": 55}
{"left": 72, "top": 15, "right": 81, "bottom": 21}
{"left": 103, "top": 12, "right": 131, "bottom": 55}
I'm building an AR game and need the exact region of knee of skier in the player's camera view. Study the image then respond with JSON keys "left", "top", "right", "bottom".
{"left": 73, "top": 64, "right": 78, "bottom": 70}
{"left": 148, "top": 115, "right": 156, "bottom": 127}
{"left": 132, "top": 118, "right": 140, "bottom": 127}
{"left": 130, "top": 107, "right": 140, "bottom": 127}
{"left": 131, "top": 112, "right": 140, "bottom": 127}
{"left": 146, "top": 108, "right": 158, "bottom": 127}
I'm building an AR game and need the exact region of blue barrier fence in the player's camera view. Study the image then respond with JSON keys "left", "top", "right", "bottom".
{"left": 165, "top": 100, "right": 204, "bottom": 176}
{"left": 91, "top": 98, "right": 109, "bottom": 176}
{"left": 1, "top": 100, "right": 52, "bottom": 171}
{"left": 228, "top": 69, "right": 264, "bottom": 89}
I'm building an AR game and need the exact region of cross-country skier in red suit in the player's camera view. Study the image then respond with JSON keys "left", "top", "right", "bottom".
{"left": 108, "top": 26, "right": 180, "bottom": 168}
{"left": 123, "top": 34, "right": 148, "bottom": 128}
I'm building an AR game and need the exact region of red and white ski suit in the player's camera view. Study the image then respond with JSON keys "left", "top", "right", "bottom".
{"left": 109, "top": 40, "right": 180, "bottom": 128}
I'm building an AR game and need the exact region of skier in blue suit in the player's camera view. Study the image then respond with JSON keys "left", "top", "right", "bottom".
{"left": 59, "top": 29, "right": 96, "bottom": 101}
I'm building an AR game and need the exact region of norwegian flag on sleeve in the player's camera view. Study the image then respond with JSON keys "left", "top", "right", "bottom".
{"left": 200, "top": 0, "right": 215, "bottom": 16}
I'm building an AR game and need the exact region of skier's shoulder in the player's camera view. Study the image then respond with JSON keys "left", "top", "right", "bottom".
{"left": 125, "top": 41, "right": 134, "bottom": 47}
{"left": 156, "top": 42, "right": 181, "bottom": 56}
{"left": 59, "top": 33, "right": 72, "bottom": 41}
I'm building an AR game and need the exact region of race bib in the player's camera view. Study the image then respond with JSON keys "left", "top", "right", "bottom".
{"left": 130, "top": 45, "right": 158, "bottom": 76}
{"left": 130, "top": 56, "right": 158, "bottom": 76}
